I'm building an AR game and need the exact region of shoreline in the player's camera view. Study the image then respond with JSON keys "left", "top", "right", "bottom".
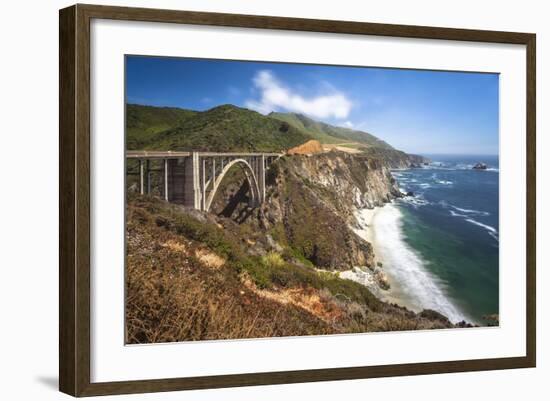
{"left": 351, "top": 204, "right": 421, "bottom": 311}
{"left": 351, "top": 202, "right": 468, "bottom": 324}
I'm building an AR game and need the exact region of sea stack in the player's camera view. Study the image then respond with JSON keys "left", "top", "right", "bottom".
{"left": 473, "top": 162, "right": 488, "bottom": 170}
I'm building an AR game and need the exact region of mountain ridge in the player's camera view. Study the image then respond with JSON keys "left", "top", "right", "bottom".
{"left": 127, "top": 103, "right": 309, "bottom": 152}
{"left": 126, "top": 104, "right": 428, "bottom": 168}
{"left": 268, "top": 111, "right": 394, "bottom": 150}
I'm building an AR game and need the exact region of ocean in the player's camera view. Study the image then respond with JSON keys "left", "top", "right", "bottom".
{"left": 364, "top": 155, "right": 499, "bottom": 325}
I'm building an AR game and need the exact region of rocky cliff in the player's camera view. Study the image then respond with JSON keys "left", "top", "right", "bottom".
{"left": 264, "top": 151, "right": 401, "bottom": 221}
{"left": 211, "top": 151, "right": 401, "bottom": 271}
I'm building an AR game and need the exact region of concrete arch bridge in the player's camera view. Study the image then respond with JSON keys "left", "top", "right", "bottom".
{"left": 126, "top": 151, "right": 282, "bottom": 212}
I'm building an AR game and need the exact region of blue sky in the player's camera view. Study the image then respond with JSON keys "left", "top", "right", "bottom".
{"left": 126, "top": 56, "right": 499, "bottom": 155}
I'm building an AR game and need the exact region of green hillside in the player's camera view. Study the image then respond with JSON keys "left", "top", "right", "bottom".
{"left": 270, "top": 112, "right": 394, "bottom": 149}
{"left": 267, "top": 112, "right": 342, "bottom": 144}
{"left": 126, "top": 104, "right": 395, "bottom": 153}
{"left": 126, "top": 104, "right": 197, "bottom": 149}
{"left": 128, "top": 104, "right": 310, "bottom": 152}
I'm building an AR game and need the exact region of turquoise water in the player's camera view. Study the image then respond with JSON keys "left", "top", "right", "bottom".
{"left": 393, "top": 155, "right": 499, "bottom": 324}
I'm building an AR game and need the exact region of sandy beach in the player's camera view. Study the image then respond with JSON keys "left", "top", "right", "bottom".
{"left": 348, "top": 205, "right": 420, "bottom": 310}
{"left": 350, "top": 204, "right": 466, "bottom": 323}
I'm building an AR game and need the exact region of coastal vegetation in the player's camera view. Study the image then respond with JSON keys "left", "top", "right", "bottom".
{"left": 126, "top": 104, "right": 197, "bottom": 150}
{"left": 127, "top": 104, "right": 309, "bottom": 152}
{"left": 126, "top": 193, "right": 458, "bottom": 343}
{"left": 268, "top": 111, "right": 393, "bottom": 149}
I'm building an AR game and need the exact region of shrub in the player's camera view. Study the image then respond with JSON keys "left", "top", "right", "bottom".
{"left": 261, "top": 252, "right": 285, "bottom": 269}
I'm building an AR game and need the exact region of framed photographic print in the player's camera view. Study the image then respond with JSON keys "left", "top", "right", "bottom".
{"left": 59, "top": 4, "right": 536, "bottom": 397}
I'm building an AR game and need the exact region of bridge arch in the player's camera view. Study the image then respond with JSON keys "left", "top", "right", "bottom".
{"left": 204, "top": 158, "right": 261, "bottom": 212}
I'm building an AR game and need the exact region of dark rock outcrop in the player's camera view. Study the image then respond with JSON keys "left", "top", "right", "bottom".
{"left": 473, "top": 162, "right": 488, "bottom": 170}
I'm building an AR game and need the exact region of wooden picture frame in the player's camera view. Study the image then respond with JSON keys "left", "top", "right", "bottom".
{"left": 59, "top": 3, "right": 536, "bottom": 397}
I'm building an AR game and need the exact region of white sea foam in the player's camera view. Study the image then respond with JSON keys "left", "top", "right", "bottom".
{"left": 448, "top": 207, "right": 497, "bottom": 241}
{"left": 429, "top": 173, "right": 452, "bottom": 185}
{"left": 449, "top": 210, "right": 468, "bottom": 218}
{"left": 465, "top": 218, "right": 499, "bottom": 240}
{"left": 488, "top": 232, "right": 499, "bottom": 242}
{"left": 399, "top": 196, "right": 430, "bottom": 208}
{"left": 451, "top": 205, "right": 490, "bottom": 216}
{"left": 356, "top": 205, "right": 467, "bottom": 323}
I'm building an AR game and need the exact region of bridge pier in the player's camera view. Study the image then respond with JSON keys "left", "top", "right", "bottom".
{"left": 163, "top": 159, "right": 169, "bottom": 201}
{"left": 201, "top": 158, "right": 207, "bottom": 211}
{"left": 258, "top": 154, "right": 265, "bottom": 203}
{"left": 138, "top": 159, "right": 151, "bottom": 195}
{"left": 139, "top": 159, "right": 145, "bottom": 195}
{"left": 183, "top": 152, "right": 201, "bottom": 209}
{"left": 146, "top": 160, "right": 151, "bottom": 194}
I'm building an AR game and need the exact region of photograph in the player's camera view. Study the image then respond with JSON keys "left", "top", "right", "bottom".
{"left": 124, "top": 55, "right": 500, "bottom": 344}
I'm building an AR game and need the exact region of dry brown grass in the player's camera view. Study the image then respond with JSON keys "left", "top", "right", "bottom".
{"left": 194, "top": 248, "right": 225, "bottom": 269}
{"left": 241, "top": 276, "right": 344, "bottom": 324}
{"left": 125, "top": 202, "right": 332, "bottom": 343}
{"left": 161, "top": 239, "right": 186, "bottom": 253}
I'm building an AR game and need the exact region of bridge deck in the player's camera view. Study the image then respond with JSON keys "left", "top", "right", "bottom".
{"left": 127, "top": 150, "right": 282, "bottom": 159}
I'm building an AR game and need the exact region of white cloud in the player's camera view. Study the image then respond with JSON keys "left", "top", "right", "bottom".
{"left": 342, "top": 121, "right": 354, "bottom": 128}
{"left": 245, "top": 70, "right": 352, "bottom": 119}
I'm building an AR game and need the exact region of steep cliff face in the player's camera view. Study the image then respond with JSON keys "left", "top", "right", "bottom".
{"left": 210, "top": 151, "right": 400, "bottom": 271}
{"left": 249, "top": 151, "right": 400, "bottom": 271}
{"left": 266, "top": 151, "right": 400, "bottom": 218}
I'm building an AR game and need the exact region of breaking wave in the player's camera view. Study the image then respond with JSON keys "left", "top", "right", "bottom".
{"left": 449, "top": 210, "right": 468, "bottom": 218}
{"left": 399, "top": 196, "right": 430, "bottom": 208}
{"left": 451, "top": 205, "right": 490, "bottom": 216}
{"left": 363, "top": 204, "right": 467, "bottom": 323}
{"left": 447, "top": 206, "right": 498, "bottom": 242}
{"left": 465, "top": 218, "right": 499, "bottom": 241}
